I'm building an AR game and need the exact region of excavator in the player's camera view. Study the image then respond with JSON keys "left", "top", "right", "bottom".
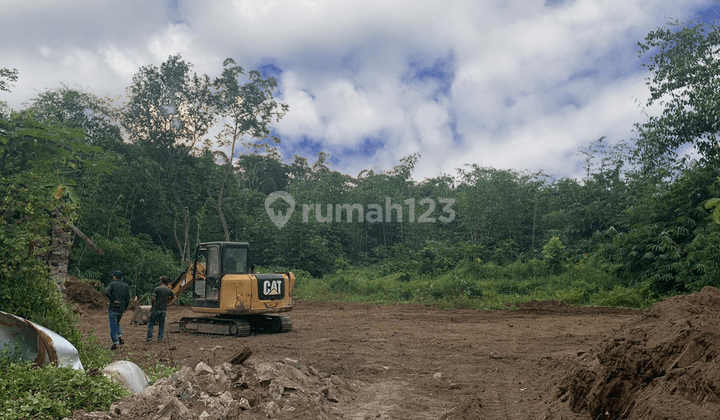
{"left": 166, "top": 241, "right": 295, "bottom": 336}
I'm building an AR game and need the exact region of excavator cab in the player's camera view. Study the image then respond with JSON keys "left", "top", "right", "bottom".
{"left": 192, "top": 242, "right": 250, "bottom": 307}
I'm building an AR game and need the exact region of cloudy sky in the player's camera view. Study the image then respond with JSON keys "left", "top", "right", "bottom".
{"left": 1, "top": 0, "right": 718, "bottom": 181}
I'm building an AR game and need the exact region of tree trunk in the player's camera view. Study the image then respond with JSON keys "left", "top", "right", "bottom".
{"left": 217, "top": 165, "right": 231, "bottom": 242}
{"left": 217, "top": 130, "right": 238, "bottom": 242}
{"left": 47, "top": 211, "right": 105, "bottom": 289}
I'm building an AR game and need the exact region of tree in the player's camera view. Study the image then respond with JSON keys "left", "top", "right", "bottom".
{"left": 0, "top": 67, "right": 18, "bottom": 115}
{"left": 0, "top": 113, "right": 102, "bottom": 328}
{"left": 0, "top": 67, "right": 18, "bottom": 92}
{"left": 123, "top": 54, "right": 215, "bottom": 263}
{"left": 636, "top": 17, "right": 720, "bottom": 166}
{"left": 26, "top": 85, "right": 123, "bottom": 150}
{"left": 212, "top": 59, "right": 288, "bottom": 240}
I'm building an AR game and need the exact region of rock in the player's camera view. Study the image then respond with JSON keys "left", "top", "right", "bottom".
{"left": 268, "top": 380, "right": 285, "bottom": 400}
{"left": 171, "top": 366, "right": 194, "bottom": 383}
{"left": 195, "top": 361, "right": 214, "bottom": 376}
{"left": 320, "top": 385, "right": 340, "bottom": 403}
{"left": 69, "top": 356, "right": 368, "bottom": 420}
{"left": 261, "top": 401, "right": 281, "bottom": 417}
{"left": 218, "top": 391, "right": 234, "bottom": 405}
{"left": 177, "top": 380, "right": 199, "bottom": 402}
{"left": 154, "top": 397, "right": 192, "bottom": 420}
{"left": 154, "top": 378, "right": 172, "bottom": 387}
{"left": 238, "top": 397, "right": 251, "bottom": 410}
{"left": 140, "top": 384, "right": 175, "bottom": 399}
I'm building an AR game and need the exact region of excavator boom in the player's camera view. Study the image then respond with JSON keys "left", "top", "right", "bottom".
{"left": 168, "top": 262, "right": 206, "bottom": 306}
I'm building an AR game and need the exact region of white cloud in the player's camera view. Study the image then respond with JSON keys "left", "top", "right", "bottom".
{"left": 0, "top": 0, "right": 716, "bottom": 182}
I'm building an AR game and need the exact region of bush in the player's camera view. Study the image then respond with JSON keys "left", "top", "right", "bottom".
{"left": 293, "top": 259, "right": 657, "bottom": 310}
{"left": 496, "top": 278, "right": 538, "bottom": 296}
{"left": 328, "top": 276, "right": 360, "bottom": 294}
{"left": 69, "top": 234, "right": 182, "bottom": 298}
{"left": 542, "top": 237, "right": 566, "bottom": 275}
{"left": 0, "top": 359, "right": 131, "bottom": 419}
{"left": 590, "top": 280, "right": 654, "bottom": 308}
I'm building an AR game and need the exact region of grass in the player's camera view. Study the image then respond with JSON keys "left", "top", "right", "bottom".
{"left": 293, "top": 260, "right": 659, "bottom": 311}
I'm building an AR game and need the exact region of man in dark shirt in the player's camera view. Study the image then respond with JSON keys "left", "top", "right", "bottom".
{"left": 105, "top": 270, "right": 131, "bottom": 350}
{"left": 147, "top": 275, "right": 175, "bottom": 342}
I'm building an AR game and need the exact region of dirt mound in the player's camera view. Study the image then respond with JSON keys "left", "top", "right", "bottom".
{"left": 62, "top": 357, "right": 361, "bottom": 420}
{"left": 541, "top": 286, "right": 720, "bottom": 419}
{"left": 64, "top": 278, "right": 107, "bottom": 309}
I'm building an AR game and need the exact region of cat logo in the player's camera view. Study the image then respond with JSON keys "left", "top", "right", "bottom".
{"left": 263, "top": 280, "right": 282, "bottom": 296}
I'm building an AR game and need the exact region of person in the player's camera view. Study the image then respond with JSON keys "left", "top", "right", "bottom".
{"left": 147, "top": 275, "right": 175, "bottom": 343}
{"left": 105, "top": 270, "right": 130, "bottom": 351}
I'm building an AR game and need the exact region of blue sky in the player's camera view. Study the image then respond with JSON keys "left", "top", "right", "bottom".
{"left": 1, "top": 0, "right": 718, "bottom": 181}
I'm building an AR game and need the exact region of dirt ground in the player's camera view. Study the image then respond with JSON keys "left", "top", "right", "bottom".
{"left": 70, "top": 290, "right": 640, "bottom": 419}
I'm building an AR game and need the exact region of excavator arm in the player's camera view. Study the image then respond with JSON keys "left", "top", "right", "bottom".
{"left": 168, "top": 262, "right": 206, "bottom": 305}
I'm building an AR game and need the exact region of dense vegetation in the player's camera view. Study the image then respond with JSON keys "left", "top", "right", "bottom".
{"left": 1, "top": 14, "right": 720, "bottom": 418}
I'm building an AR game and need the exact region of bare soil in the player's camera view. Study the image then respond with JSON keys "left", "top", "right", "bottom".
{"left": 63, "top": 278, "right": 720, "bottom": 419}
{"left": 67, "top": 284, "right": 639, "bottom": 419}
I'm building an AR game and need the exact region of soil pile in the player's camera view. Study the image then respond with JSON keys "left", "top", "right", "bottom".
{"left": 541, "top": 286, "right": 720, "bottom": 419}
{"left": 64, "top": 278, "right": 107, "bottom": 309}
{"left": 62, "top": 357, "right": 361, "bottom": 420}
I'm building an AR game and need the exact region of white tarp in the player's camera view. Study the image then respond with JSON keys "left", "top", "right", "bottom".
{"left": 103, "top": 360, "right": 149, "bottom": 393}
{"left": 0, "top": 310, "right": 83, "bottom": 370}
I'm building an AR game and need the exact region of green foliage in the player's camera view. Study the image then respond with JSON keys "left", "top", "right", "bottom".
{"left": 596, "top": 163, "right": 720, "bottom": 294}
{"left": 0, "top": 359, "right": 131, "bottom": 419}
{"left": 0, "top": 67, "right": 18, "bottom": 93}
{"left": 704, "top": 187, "right": 720, "bottom": 223}
{"left": 589, "top": 280, "right": 653, "bottom": 308}
{"left": 542, "top": 237, "right": 566, "bottom": 274}
{"left": 25, "top": 86, "right": 123, "bottom": 151}
{"left": 0, "top": 67, "right": 18, "bottom": 114}
{"left": 636, "top": 17, "right": 720, "bottom": 165}
{"left": 70, "top": 234, "right": 183, "bottom": 297}
{"left": 294, "top": 258, "right": 656, "bottom": 311}
{"left": 0, "top": 113, "right": 116, "bottom": 371}
{"left": 328, "top": 276, "right": 360, "bottom": 294}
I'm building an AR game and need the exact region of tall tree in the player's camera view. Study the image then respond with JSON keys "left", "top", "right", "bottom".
{"left": 0, "top": 67, "right": 18, "bottom": 114}
{"left": 212, "top": 58, "right": 288, "bottom": 240}
{"left": 636, "top": 17, "right": 720, "bottom": 166}
{"left": 0, "top": 67, "right": 18, "bottom": 93}
{"left": 26, "top": 86, "right": 123, "bottom": 150}
{"left": 0, "top": 113, "right": 103, "bottom": 320}
{"left": 123, "top": 54, "right": 215, "bottom": 263}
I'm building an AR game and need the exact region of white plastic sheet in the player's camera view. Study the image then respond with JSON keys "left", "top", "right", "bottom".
{"left": 0, "top": 310, "right": 83, "bottom": 370}
{"left": 103, "top": 360, "right": 150, "bottom": 393}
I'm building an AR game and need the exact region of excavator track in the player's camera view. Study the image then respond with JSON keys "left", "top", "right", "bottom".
{"left": 247, "top": 314, "right": 292, "bottom": 333}
{"left": 176, "top": 315, "right": 292, "bottom": 336}
{"left": 178, "top": 316, "right": 251, "bottom": 337}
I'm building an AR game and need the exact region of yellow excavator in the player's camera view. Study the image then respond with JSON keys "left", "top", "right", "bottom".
{"left": 168, "top": 241, "right": 295, "bottom": 336}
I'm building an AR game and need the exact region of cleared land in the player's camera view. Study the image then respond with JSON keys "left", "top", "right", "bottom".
{"left": 70, "top": 284, "right": 642, "bottom": 419}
